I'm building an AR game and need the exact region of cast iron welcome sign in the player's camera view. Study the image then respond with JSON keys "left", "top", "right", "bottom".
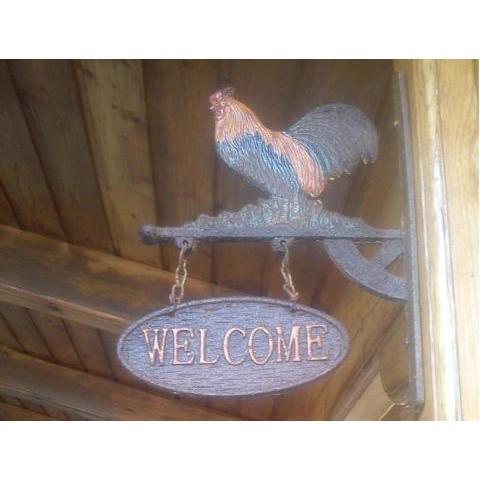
{"left": 118, "top": 81, "right": 419, "bottom": 399}
{"left": 118, "top": 298, "right": 348, "bottom": 397}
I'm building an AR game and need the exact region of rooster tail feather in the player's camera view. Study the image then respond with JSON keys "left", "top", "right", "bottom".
{"left": 285, "top": 104, "right": 378, "bottom": 179}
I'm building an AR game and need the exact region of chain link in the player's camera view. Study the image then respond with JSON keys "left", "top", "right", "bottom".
{"left": 279, "top": 240, "right": 299, "bottom": 303}
{"left": 169, "top": 240, "right": 191, "bottom": 306}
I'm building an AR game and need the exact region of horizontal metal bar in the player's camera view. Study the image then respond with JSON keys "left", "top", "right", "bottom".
{"left": 139, "top": 224, "right": 404, "bottom": 245}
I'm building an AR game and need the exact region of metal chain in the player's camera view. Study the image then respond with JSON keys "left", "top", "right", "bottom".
{"left": 169, "top": 240, "right": 191, "bottom": 306}
{"left": 278, "top": 240, "right": 299, "bottom": 303}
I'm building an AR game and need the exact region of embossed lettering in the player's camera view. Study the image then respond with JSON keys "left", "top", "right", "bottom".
{"left": 172, "top": 328, "right": 195, "bottom": 365}
{"left": 142, "top": 328, "right": 169, "bottom": 365}
{"left": 276, "top": 325, "right": 301, "bottom": 362}
{"left": 224, "top": 328, "right": 246, "bottom": 365}
{"left": 306, "top": 324, "right": 328, "bottom": 360}
{"left": 199, "top": 328, "right": 219, "bottom": 365}
{"left": 248, "top": 327, "right": 273, "bottom": 365}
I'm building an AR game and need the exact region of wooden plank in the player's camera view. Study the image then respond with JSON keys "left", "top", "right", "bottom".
{"left": 18, "top": 400, "right": 48, "bottom": 416}
{"left": 396, "top": 60, "right": 479, "bottom": 420}
{"left": 0, "top": 225, "right": 234, "bottom": 333}
{"left": 0, "top": 303, "right": 52, "bottom": 361}
{"left": 0, "top": 303, "right": 70, "bottom": 419}
{"left": 8, "top": 60, "right": 113, "bottom": 252}
{"left": 0, "top": 237, "right": 119, "bottom": 381}
{"left": 0, "top": 309, "right": 23, "bottom": 351}
{"left": 74, "top": 60, "right": 161, "bottom": 266}
{"left": 0, "top": 345, "right": 238, "bottom": 420}
{"left": 19, "top": 401, "right": 68, "bottom": 420}
{"left": 0, "top": 61, "right": 65, "bottom": 239}
{"left": 0, "top": 394, "right": 24, "bottom": 409}
{"left": 343, "top": 373, "right": 394, "bottom": 421}
{"left": 331, "top": 311, "right": 413, "bottom": 420}
{"left": 0, "top": 401, "right": 55, "bottom": 421}
{"left": 331, "top": 354, "right": 382, "bottom": 420}
{"left": 0, "top": 393, "right": 65, "bottom": 420}
{"left": 27, "top": 311, "right": 84, "bottom": 371}
{"left": 0, "top": 183, "right": 18, "bottom": 228}
{"left": 381, "top": 405, "right": 418, "bottom": 421}
{"left": 435, "top": 60, "right": 479, "bottom": 421}
{"left": 63, "top": 321, "right": 113, "bottom": 379}
{"left": 144, "top": 60, "right": 219, "bottom": 282}
{"left": 0, "top": 395, "right": 58, "bottom": 421}
{"left": 0, "top": 238, "right": 98, "bottom": 413}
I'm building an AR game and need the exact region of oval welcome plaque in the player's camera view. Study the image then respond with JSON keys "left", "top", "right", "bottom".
{"left": 117, "top": 297, "right": 349, "bottom": 398}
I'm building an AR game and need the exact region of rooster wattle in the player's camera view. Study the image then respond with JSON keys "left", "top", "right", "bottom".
{"left": 210, "top": 87, "right": 378, "bottom": 199}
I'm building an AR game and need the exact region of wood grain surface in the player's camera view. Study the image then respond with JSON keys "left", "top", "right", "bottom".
{"left": 396, "top": 60, "right": 479, "bottom": 420}
{"left": 0, "top": 345, "right": 238, "bottom": 420}
{"left": 0, "top": 225, "right": 235, "bottom": 334}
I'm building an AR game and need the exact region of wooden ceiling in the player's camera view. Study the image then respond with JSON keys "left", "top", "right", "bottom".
{"left": 0, "top": 59, "right": 399, "bottom": 420}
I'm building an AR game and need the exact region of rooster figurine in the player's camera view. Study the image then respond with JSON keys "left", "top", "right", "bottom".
{"left": 209, "top": 87, "right": 378, "bottom": 199}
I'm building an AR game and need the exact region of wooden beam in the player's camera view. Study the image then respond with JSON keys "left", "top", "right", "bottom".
{"left": 0, "top": 345, "right": 238, "bottom": 420}
{"left": 0, "top": 401, "right": 55, "bottom": 421}
{"left": 396, "top": 60, "right": 479, "bottom": 420}
{"left": 0, "top": 225, "right": 234, "bottom": 334}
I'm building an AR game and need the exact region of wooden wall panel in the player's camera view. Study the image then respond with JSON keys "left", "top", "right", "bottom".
{"left": 0, "top": 61, "right": 65, "bottom": 239}
{"left": 74, "top": 59, "right": 161, "bottom": 266}
{"left": 0, "top": 304, "right": 68, "bottom": 419}
{"left": 0, "top": 303, "right": 52, "bottom": 361}
{"left": 8, "top": 60, "right": 113, "bottom": 252}
{"left": 27, "top": 311, "right": 84, "bottom": 371}
{"left": 0, "top": 309, "right": 22, "bottom": 351}
{"left": 0, "top": 184, "right": 18, "bottom": 228}
{"left": 144, "top": 60, "right": 219, "bottom": 282}
{"left": 63, "top": 321, "right": 113, "bottom": 379}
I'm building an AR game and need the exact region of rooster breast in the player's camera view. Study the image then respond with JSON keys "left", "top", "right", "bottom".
{"left": 216, "top": 130, "right": 325, "bottom": 198}
{"left": 216, "top": 132, "right": 300, "bottom": 197}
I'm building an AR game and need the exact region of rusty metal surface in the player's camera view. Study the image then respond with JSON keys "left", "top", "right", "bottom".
{"left": 140, "top": 195, "right": 403, "bottom": 244}
{"left": 140, "top": 198, "right": 407, "bottom": 301}
{"left": 117, "top": 297, "right": 349, "bottom": 398}
{"left": 323, "top": 238, "right": 406, "bottom": 301}
{"left": 393, "top": 72, "right": 424, "bottom": 412}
